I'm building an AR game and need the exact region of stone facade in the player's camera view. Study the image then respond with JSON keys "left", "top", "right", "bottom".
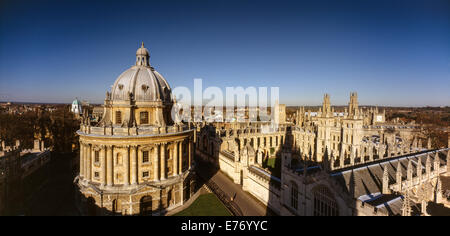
{"left": 0, "top": 145, "right": 22, "bottom": 215}
{"left": 292, "top": 93, "right": 422, "bottom": 164}
{"left": 75, "top": 43, "right": 196, "bottom": 216}
{"left": 0, "top": 139, "right": 50, "bottom": 215}
{"left": 280, "top": 148, "right": 449, "bottom": 216}
{"left": 199, "top": 92, "right": 449, "bottom": 216}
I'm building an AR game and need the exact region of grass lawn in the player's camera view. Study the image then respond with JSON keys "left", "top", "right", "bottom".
{"left": 263, "top": 157, "right": 281, "bottom": 179}
{"left": 174, "top": 193, "right": 232, "bottom": 216}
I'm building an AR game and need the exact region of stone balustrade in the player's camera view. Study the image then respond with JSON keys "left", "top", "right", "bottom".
{"left": 79, "top": 124, "right": 191, "bottom": 137}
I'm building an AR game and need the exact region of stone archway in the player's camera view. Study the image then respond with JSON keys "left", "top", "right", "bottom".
{"left": 140, "top": 196, "right": 153, "bottom": 216}
{"left": 112, "top": 199, "right": 121, "bottom": 215}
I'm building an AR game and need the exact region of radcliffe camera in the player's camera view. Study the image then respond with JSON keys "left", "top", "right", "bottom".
{"left": 0, "top": 0, "right": 449, "bottom": 224}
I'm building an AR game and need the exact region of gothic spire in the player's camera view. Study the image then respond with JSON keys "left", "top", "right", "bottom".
{"left": 382, "top": 165, "right": 390, "bottom": 194}
{"left": 401, "top": 191, "right": 412, "bottom": 216}
{"left": 407, "top": 159, "right": 413, "bottom": 182}
{"left": 417, "top": 155, "right": 422, "bottom": 180}
{"left": 436, "top": 178, "right": 442, "bottom": 203}
{"left": 425, "top": 154, "right": 431, "bottom": 178}
{"left": 396, "top": 161, "right": 402, "bottom": 191}
{"left": 434, "top": 152, "right": 440, "bottom": 176}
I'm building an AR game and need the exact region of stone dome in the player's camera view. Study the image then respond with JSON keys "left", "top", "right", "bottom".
{"left": 110, "top": 43, "right": 172, "bottom": 104}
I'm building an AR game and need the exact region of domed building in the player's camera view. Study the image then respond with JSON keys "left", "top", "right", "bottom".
{"left": 71, "top": 98, "right": 83, "bottom": 117}
{"left": 75, "top": 43, "right": 196, "bottom": 216}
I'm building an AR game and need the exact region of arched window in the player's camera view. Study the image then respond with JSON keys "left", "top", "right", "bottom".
{"left": 140, "top": 111, "right": 149, "bottom": 124}
{"left": 290, "top": 181, "right": 298, "bottom": 210}
{"left": 140, "top": 196, "right": 152, "bottom": 216}
{"left": 313, "top": 186, "right": 339, "bottom": 216}
{"left": 112, "top": 199, "right": 120, "bottom": 214}
{"left": 167, "top": 189, "right": 173, "bottom": 206}
{"left": 116, "top": 111, "right": 122, "bottom": 124}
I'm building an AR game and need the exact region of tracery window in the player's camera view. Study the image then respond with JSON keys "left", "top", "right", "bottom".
{"left": 313, "top": 186, "right": 339, "bottom": 216}
{"left": 290, "top": 181, "right": 298, "bottom": 210}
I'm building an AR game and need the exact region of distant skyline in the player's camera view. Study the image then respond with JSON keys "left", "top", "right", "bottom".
{"left": 0, "top": 0, "right": 449, "bottom": 106}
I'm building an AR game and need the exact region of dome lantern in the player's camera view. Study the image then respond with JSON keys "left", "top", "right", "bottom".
{"left": 136, "top": 42, "right": 150, "bottom": 67}
{"left": 110, "top": 43, "right": 172, "bottom": 103}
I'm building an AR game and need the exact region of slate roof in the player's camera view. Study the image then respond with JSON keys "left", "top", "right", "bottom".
{"left": 331, "top": 149, "right": 449, "bottom": 215}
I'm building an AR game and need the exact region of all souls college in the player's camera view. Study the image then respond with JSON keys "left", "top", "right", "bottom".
{"left": 74, "top": 43, "right": 450, "bottom": 216}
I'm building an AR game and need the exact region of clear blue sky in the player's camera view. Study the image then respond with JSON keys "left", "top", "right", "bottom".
{"left": 0, "top": 0, "right": 449, "bottom": 106}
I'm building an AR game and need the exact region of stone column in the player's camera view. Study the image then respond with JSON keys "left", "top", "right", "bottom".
{"left": 180, "top": 182, "right": 185, "bottom": 205}
{"left": 173, "top": 142, "right": 178, "bottom": 176}
{"left": 84, "top": 144, "right": 88, "bottom": 180}
{"left": 106, "top": 145, "right": 113, "bottom": 186}
{"left": 79, "top": 143, "right": 85, "bottom": 177}
{"left": 101, "top": 145, "right": 106, "bottom": 186}
{"left": 179, "top": 142, "right": 183, "bottom": 174}
{"left": 87, "top": 144, "right": 92, "bottom": 181}
{"left": 124, "top": 146, "right": 130, "bottom": 186}
{"left": 189, "top": 139, "right": 193, "bottom": 169}
{"left": 154, "top": 145, "right": 160, "bottom": 181}
{"left": 369, "top": 145, "right": 374, "bottom": 162}
{"left": 161, "top": 143, "right": 166, "bottom": 180}
{"left": 130, "top": 146, "right": 138, "bottom": 185}
{"left": 137, "top": 149, "right": 143, "bottom": 184}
